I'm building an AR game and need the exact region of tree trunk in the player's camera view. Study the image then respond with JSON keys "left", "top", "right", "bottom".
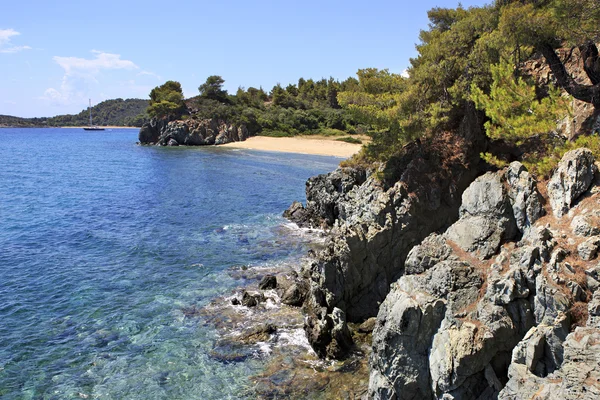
{"left": 579, "top": 41, "right": 600, "bottom": 85}
{"left": 539, "top": 42, "right": 600, "bottom": 108}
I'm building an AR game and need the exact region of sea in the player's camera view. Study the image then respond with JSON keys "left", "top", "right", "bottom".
{"left": 0, "top": 128, "right": 341, "bottom": 399}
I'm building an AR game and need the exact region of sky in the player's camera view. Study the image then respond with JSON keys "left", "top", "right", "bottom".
{"left": 1, "top": 0, "right": 490, "bottom": 118}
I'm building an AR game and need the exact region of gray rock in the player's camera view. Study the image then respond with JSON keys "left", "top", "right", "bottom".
{"left": 284, "top": 168, "right": 367, "bottom": 228}
{"left": 578, "top": 236, "right": 600, "bottom": 261}
{"left": 547, "top": 148, "right": 596, "bottom": 217}
{"left": 281, "top": 282, "right": 307, "bottom": 307}
{"left": 505, "top": 162, "right": 544, "bottom": 233}
{"left": 167, "top": 138, "right": 179, "bottom": 146}
{"left": 300, "top": 128, "right": 485, "bottom": 358}
{"left": 571, "top": 214, "right": 600, "bottom": 237}
{"left": 446, "top": 172, "right": 518, "bottom": 259}
{"left": 369, "top": 287, "right": 446, "bottom": 399}
{"left": 139, "top": 118, "right": 249, "bottom": 147}
{"left": 587, "top": 290, "right": 600, "bottom": 328}
{"left": 404, "top": 233, "right": 453, "bottom": 275}
{"left": 258, "top": 275, "right": 277, "bottom": 290}
{"left": 499, "top": 322, "right": 600, "bottom": 400}
{"left": 138, "top": 117, "right": 170, "bottom": 144}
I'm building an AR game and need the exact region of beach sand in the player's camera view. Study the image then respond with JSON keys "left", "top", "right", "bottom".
{"left": 221, "top": 136, "right": 363, "bottom": 158}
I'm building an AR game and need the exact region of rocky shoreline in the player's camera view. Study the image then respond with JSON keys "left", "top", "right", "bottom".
{"left": 138, "top": 117, "right": 249, "bottom": 146}
{"left": 279, "top": 145, "right": 600, "bottom": 399}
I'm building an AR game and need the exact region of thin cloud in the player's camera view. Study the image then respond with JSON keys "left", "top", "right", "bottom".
{"left": 0, "top": 28, "right": 31, "bottom": 54}
{"left": 43, "top": 51, "right": 139, "bottom": 105}
{"left": 137, "top": 70, "right": 162, "bottom": 80}
{"left": 53, "top": 50, "right": 138, "bottom": 75}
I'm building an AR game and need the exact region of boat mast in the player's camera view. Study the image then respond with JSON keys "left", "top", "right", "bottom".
{"left": 88, "top": 99, "right": 92, "bottom": 127}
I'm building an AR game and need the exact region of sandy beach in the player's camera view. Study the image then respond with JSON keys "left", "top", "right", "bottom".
{"left": 221, "top": 136, "right": 363, "bottom": 158}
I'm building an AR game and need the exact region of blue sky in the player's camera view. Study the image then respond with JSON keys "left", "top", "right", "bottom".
{"left": 1, "top": 0, "right": 489, "bottom": 118}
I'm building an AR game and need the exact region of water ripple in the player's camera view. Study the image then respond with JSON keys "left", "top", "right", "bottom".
{"left": 0, "top": 128, "right": 340, "bottom": 399}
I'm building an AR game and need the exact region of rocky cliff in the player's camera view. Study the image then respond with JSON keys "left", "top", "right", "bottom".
{"left": 287, "top": 145, "right": 600, "bottom": 399}
{"left": 138, "top": 117, "right": 249, "bottom": 146}
{"left": 285, "top": 106, "right": 487, "bottom": 359}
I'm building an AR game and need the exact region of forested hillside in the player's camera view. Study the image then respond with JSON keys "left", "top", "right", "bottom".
{"left": 0, "top": 98, "right": 149, "bottom": 128}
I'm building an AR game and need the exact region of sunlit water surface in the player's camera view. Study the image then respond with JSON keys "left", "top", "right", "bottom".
{"left": 0, "top": 128, "right": 340, "bottom": 399}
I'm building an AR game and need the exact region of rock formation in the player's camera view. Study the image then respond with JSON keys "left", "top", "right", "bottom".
{"left": 286, "top": 145, "right": 600, "bottom": 398}
{"left": 138, "top": 117, "right": 249, "bottom": 146}
{"left": 289, "top": 125, "right": 485, "bottom": 358}
{"left": 368, "top": 150, "right": 600, "bottom": 399}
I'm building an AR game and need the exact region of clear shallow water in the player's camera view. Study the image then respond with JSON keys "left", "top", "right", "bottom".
{"left": 0, "top": 128, "right": 340, "bottom": 399}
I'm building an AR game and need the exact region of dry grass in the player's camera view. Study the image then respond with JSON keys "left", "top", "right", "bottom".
{"left": 570, "top": 302, "right": 589, "bottom": 329}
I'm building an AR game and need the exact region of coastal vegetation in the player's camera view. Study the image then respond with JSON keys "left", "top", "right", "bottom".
{"left": 0, "top": 98, "right": 149, "bottom": 128}
{"left": 335, "top": 0, "right": 600, "bottom": 175}
{"left": 145, "top": 0, "right": 600, "bottom": 178}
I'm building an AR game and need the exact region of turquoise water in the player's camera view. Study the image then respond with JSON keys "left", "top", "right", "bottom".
{"left": 0, "top": 128, "right": 339, "bottom": 399}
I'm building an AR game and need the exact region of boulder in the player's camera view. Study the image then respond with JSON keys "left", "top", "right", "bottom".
{"left": 547, "top": 148, "right": 596, "bottom": 217}
{"left": 505, "top": 162, "right": 544, "bottom": 233}
{"left": 578, "top": 236, "right": 600, "bottom": 261}
{"left": 446, "top": 171, "right": 518, "bottom": 259}
{"left": 281, "top": 282, "right": 308, "bottom": 307}
{"left": 571, "top": 214, "right": 600, "bottom": 237}
{"left": 138, "top": 118, "right": 249, "bottom": 147}
{"left": 499, "top": 300, "right": 600, "bottom": 400}
{"left": 258, "top": 275, "right": 277, "bottom": 290}
{"left": 284, "top": 167, "right": 367, "bottom": 228}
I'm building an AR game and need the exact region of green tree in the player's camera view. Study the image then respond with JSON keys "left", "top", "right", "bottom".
{"left": 147, "top": 81, "right": 186, "bottom": 119}
{"left": 471, "top": 61, "right": 571, "bottom": 142}
{"left": 198, "top": 75, "right": 229, "bottom": 103}
{"left": 496, "top": 0, "right": 600, "bottom": 107}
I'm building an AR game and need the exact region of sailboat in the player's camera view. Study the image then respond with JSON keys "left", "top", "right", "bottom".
{"left": 83, "top": 99, "right": 104, "bottom": 131}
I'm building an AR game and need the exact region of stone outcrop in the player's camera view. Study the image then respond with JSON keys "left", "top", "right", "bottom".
{"left": 283, "top": 167, "right": 367, "bottom": 228}
{"left": 547, "top": 148, "right": 596, "bottom": 217}
{"left": 138, "top": 117, "right": 249, "bottom": 146}
{"left": 367, "top": 150, "right": 600, "bottom": 399}
{"left": 294, "top": 128, "right": 485, "bottom": 359}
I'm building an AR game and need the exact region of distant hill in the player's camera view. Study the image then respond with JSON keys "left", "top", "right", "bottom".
{"left": 0, "top": 98, "right": 149, "bottom": 128}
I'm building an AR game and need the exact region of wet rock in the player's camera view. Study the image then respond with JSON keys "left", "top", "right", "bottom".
{"left": 210, "top": 342, "right": 255, "bottom": 363}
{"left": 241, "top": 291, "right": 264, "bottom": 307}
{"left": 578, "top": 236, "right": 600, "bottom": 261}
{"left": 281, "top": 282, "right": 308, "bottom": 307}
{"left": 547, "top": 148, "right": 596, "bottom": 217}
{"left": 167, "top": 138, "right": 179, "bottom": 146}
{"left": 282, "top": 201, "right": 309, "bottom": 225}
{"left": 237, "top": 324, "right": 277, "bottom": 345}
{"left": 258, "top": 275, "right": 277, "bottom": 290}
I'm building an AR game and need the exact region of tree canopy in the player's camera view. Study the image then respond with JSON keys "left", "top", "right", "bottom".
{"left": 148, "top": 81, "right": 186, "bottom": 119}
{"left": 198, "top": 75, "right": 229, "bottom": 103}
